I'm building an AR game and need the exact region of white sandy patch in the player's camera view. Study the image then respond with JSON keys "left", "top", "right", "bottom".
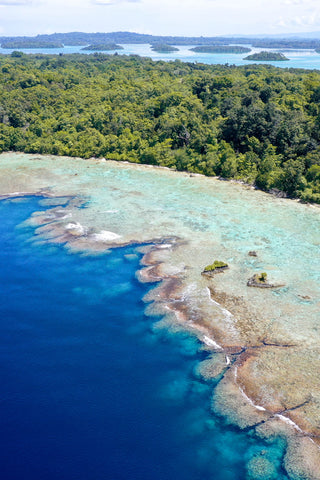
{"left": 254, "top": 405, "right": 267, "bottom": 412}
{"left": 65, "top": 222, "right": 87, "bottom": 236}
{"left": 92, "top": 230, "right": 122, "bottom": 242}
{"left": 4, "top": 191, "right": 33, "bottom": 197}
{"left": 203, "top": 335, "right": 223, "bottom": 350}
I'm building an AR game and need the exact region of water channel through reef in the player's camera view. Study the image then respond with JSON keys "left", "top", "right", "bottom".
{"left": 0, "top": 152, "right": 320, "bottom": 479}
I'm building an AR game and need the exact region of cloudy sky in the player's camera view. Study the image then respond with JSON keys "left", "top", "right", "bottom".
{"left": 0, "top": 0, "right": 320, "bottom": 37}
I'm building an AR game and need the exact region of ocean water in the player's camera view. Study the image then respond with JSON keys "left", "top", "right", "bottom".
{"left": 1, "top": 43, "right": 320, "bottom": 70}
{"left": 0, "top": 195, "right": 290, "bottom": 480}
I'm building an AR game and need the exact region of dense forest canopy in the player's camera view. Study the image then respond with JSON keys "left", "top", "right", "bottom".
{"left": 0, "top": 52, "right": 320, "bottom": 203}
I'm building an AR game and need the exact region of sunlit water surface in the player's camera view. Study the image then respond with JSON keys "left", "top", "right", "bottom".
{"left": 1, "top": 43, "right": 320, "bottom": 69}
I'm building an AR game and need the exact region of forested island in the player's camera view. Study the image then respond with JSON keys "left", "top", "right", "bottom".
{"left": 1, "top": 41, "right": 64, "bottom": 49}
{"left": 0, "top": 53, "right": 319, "bottom": 203}
{"left": 81, "top": 43, "right": 124, "bottom": 51}
{"left": 244, "top": 51, "right": 289, "bottom": 61}
{"left": 190, "top": 45, "right": 251, "bottom": 54}
{"left": 151, "top": 44, "right": 179, "bottom": 53}
{"left": 252, "top": 39, "right": 320, "bottom": 49}
{"left": 2, "top": 31, "right": 320, "bottom": 49}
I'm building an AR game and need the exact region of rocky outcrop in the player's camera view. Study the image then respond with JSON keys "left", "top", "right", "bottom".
{"left": 247, "top": 273, "right": 285, "bottom": 288}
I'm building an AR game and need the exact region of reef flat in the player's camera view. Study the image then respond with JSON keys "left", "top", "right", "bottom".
{"left": 1, "top": 152, "right": 320, "bottom": 478}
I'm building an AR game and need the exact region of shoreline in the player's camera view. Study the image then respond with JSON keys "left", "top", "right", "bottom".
{"left": 4, "top": 150, "right": 320, "bottom": 209}
{"left": 1, "top": 152, "right": 320, "bottom": 478}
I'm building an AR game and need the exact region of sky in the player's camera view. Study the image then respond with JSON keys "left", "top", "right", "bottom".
{"left": 0, "top": 0, "right": 320, "bottom": 37}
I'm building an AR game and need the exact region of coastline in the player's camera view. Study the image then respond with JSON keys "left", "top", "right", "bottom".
{"left": 5, "top": 150, "right": 320, "bottom": 209}
{"left": 105, "top": 157, "right": 320, "bottom": 209}
{"left": 1, "top": 152, "right": 320, "bottom": 478}
{"left": 138, "top": 243, "right": 320, "bottom": 479}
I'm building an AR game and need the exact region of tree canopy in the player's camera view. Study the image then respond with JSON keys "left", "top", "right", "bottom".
{"left": 244, "top": 51, "right": 289, "bottom": 61}
{"left": 151, "top": 44, "right": 179, "bottom": 53}
{"left": 0, "top": 52, "right": 320, "bottom": 203}
{"left": 190, "top": 46, "right": 251, "bottom": 54}
{"left": 81, "top": 44, "right": 124, "bottom": 51}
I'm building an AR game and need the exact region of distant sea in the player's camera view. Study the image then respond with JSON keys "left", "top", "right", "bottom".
{"left": 0, "top": 196, "right": 290, "bottom": 480}
{"left": 1, "top": 43, "right": 320, "bottom": 69}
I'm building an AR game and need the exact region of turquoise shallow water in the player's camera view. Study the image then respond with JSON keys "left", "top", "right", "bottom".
{"left": 1, "top": 43, "right": 320, "bottom": 69}
{"left": 0, "top": 196, "right": 291, "bottom": 480}
{"left": 1, "top": 153, "right": 319, "bottom": 359}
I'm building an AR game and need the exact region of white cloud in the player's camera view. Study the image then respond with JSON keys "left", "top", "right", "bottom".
{"left": 0, "top": 0, "right": 32, "bottom": 5}
{"left": 92, "top": 0, "right": 140, "bottom": 4}
{"left": 1, "top": 0, "right": 320, "bottom": 37}
{"left": 283, "top": 0, "right": 306, "bottom": 4}
{"left": 293, "top": 13, "right": 320, "bottom": 26}
{"left": 276, "top": 18, "right": 287, "bottom": 27}
{"left": 276, "top": 7, "right": 320, "bottom": 29}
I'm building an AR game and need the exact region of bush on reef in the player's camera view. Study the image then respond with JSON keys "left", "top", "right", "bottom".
{"left": 203, "top": 261, "right": 228, "bottom": 272}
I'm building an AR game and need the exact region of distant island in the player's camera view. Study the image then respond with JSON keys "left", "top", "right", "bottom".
{"left": 190, "top": 45, "right": 251, "bottom": 54}
{"left": 244, "top": 51, "right": 289, "bottom": 61}
{"left": 1, "top": 41, "right": 63, "bottom": 49}
{"left": 81, "top": 43, "right": 124, "bottom": 51}
{"left": 151, "top": 44, "right": 179, "bottom": 53}
{"left": 251, "top": 40, "right": 320, "bottom": 49}
{"left": 1, "top": 32, "right": 320, "bottom": 50}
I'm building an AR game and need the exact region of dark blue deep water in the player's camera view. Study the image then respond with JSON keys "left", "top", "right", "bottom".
{"left": 0, "top": 197, "right": 289, "bottom": 480}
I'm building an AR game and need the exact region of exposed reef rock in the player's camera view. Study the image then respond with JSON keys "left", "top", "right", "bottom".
{"left": 247, "top": 272, "right": 285, "bottom": 289}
